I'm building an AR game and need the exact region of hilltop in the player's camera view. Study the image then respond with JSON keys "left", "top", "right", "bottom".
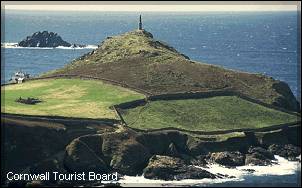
{"left": 43, "top": 29, "right": 299, "bottom": 112}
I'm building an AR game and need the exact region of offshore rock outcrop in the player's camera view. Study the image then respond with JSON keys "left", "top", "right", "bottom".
{"left": 18, "top": 31, "right": 86, "bottom": 48}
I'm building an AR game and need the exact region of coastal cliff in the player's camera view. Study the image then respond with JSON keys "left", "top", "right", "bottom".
{"left": 2, "top": 116, "right": 300, "bottom": 186}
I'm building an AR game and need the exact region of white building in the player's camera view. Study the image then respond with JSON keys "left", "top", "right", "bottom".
{"left": 10, "top": 71, "right": 30, "bottom": 84}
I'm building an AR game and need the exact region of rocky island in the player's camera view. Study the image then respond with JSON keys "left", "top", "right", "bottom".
{"left": 1, "top": 16, "right": 301, "bottom": 187}
{"left": 18, "top": 31, "right": 86, "bottom": 48}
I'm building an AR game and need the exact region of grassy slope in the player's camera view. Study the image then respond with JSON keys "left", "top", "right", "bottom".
{"left": 44, "top": 30, "right": 299, "bottom": 112}
{"left": 1, "top": 78, "right": 145, "bottom": 119}
{"left": 121, "top": 96, "right": 299, "bottom": 132}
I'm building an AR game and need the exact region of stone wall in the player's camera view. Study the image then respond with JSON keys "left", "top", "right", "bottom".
{"left": 30, "top": 74, "right": 153, "bottom": 96}
{"left": 1, "top": 113, "right": 119, "bottom": 126}
{"left": 128, "top": 121, "right": 300, "bottom": 136}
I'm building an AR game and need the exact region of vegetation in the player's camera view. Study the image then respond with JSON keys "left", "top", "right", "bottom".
{"left": 69, "top": 30, "right": 186, "bottom": 66}
{"left": 121, "top": 96, "right": 299, "bottom": 132}
{"left": 45, "top": 29, "right": 300, "bottom": 112}
{"left": 1, "top": 78, "right": 145, "bottom": 119}
{"left": 187, "top": 132, "right": 246, "bottom": 142}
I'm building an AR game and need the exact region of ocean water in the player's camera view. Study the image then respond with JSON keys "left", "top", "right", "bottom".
{"left": 1, "top": 10, "right": 301, "bottom": 186}
{"left": 1, "top": 11, "right": 300, "bottom": 99}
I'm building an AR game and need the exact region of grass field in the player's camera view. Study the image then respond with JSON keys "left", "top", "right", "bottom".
{"left": 1, "top": 78, "right": 145, "bottom": 119}
{"left": 121, "top": 96, "right": 299, "bottom": 132}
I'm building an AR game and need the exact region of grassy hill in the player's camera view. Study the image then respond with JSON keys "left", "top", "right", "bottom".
{"left": 43, "top": 30, "right": 300, "bottom": 112}
{"left": 1, "top": 78, "right": 145, "bottom": 119}
{"left": 121, "top": 96, "right": 299, "bottom": 132}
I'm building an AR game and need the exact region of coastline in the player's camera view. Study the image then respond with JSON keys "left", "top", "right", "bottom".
{"left": 119, "top": 155, "right": 301, "bottom": 187}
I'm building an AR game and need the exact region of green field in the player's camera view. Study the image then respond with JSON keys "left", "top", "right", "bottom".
{"left": 1, "top": 78, "right": 145, "bottom": 119}
{"left": 121, "top": 96, "right": 299, "bottom": 132}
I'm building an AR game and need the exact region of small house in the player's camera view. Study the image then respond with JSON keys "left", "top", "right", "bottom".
{"left": 17, "top": 77, "right": 24, "bottom": 84}
{"left": 10, "top": 71, "right": 30, "bottom": 84}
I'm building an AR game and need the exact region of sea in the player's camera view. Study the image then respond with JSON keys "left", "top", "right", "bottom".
{"left": 1, "top": 10, "right": 301, "bottom": 186}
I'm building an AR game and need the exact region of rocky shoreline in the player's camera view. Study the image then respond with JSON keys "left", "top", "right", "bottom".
{"left": 3, "top": 120, "right": 300, "bottom": 187}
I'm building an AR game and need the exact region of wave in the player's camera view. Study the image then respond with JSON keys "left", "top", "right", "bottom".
{"left": 118, "top": 155, "right": 301, "bottom": 187}
{"left": 1, "top": 43, "right": 98, "bottom": 50}
{"left": 56, "top": 45, "right": 98, "bottom": 50}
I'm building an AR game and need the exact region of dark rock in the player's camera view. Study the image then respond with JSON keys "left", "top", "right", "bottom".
{"left": 136, "top": 133, "right": 161, "bottom": 153}
{"left": 29, "top": 151, "right": 67, "bottom": 184}
{"left": 63, "top": 137, "right": 109, "bottom": 173}
{"left": 247, "top": 146, "right": 275, "bottom": 160}
{"left": 215, "top": 173, "right": 236, "bottom": 179}
{"left": 104, "top": 182, "right": 121, "bottom": 187}
{"left": 272, "top": 81, "right": 300, "bottom": 112}
{"left": 25, "top": 180, "right": 44, "bottom": 187}
{"left": 187, "top": 133, "right": 255, "bottom": 156}
{"left": 181, "top": 53, "right": 190, "bottom": 60}
{"left": 2, "top": 118, "right": 69, "bottom": 183}
{"left": 110, "top": 139, "right": 151, "bottom": 176}
{"left": 190, "top": 155, "right": 208, "bottom": 167}
{"left": 245, "top": 146, "right": 274, "bottom": 166}
{"left": 143, "top": 155, "right": 185, "bottom": 180}
{"left": 101, "top": 132, "right": 132, "bottom": 162}
{"left": 165, "top": 143, "right": 180, "bottom": 157}
{"left": 81, "top": 130, "right": 151, "bottom": 176}
{"left": 18, "top": 31, "right": 81, "bottom": 48}
{"left": 143, "top": 155, "right": 216, "bottom": 181}
{"left": 174, "top": 166, "right": 216, "bottom": 181}
{"left": 179, "top": 153, "right": 195, "bottom": 164}
{"left": 268, "top": 144, "right": 301, "bottom": 160}
{"left": 136, "top": 131, "right": 188, "bottom": 155}
{"left": 209, "top": 151, "right": 245, "bottom": 167}
{"left": 245, "top": 153, "right": 272, "bottom": 166}
{"left": 166, "top": 131, "right": 189, "bottom": 153}
{"left": 30, "top": 159, "right": 63, "bottom": 182}
{"left": 70, "top": 43, "right": 86, "bottom": 48}
{"left": 241, "top": 169, "right": 256, "bottom": 173}
{"left": 255, "top": 129, "right": 290, "bottom": 147}
{"left": 6, "top": 180, "right": 28, "bottom": 187}
{"left": 285, "top": 125, "right": 301, "bottom": 147}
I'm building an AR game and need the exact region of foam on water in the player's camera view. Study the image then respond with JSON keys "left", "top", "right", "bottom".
{"left": 56, "top": 45, "right": 98, "bottom": 49}
{"left": 1, "top": 43, "right": 98, "bottom": 50}
{"left": 118, "top": 155, "right": 301, "bottom": 187}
